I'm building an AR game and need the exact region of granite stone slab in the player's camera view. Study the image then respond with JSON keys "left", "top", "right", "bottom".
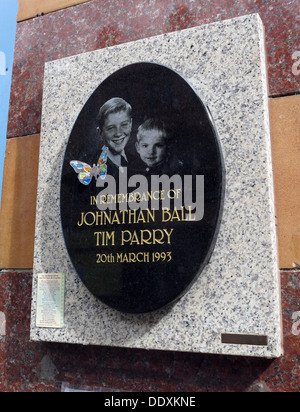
{"left": 31, "top": 14, "right": 282, "bottom": 357}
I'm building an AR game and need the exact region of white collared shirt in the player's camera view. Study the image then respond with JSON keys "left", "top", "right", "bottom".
{"left": 105, "top": 147, "right": 128, "bottom": 167}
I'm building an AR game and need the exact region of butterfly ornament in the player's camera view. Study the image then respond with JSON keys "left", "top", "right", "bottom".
{"left": 70, "top": 147, "right": 109, "bottom": 186}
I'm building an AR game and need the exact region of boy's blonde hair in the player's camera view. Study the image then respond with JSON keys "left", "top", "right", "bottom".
{"left": 137, "top": 119, "right": 169, "bottom": 142}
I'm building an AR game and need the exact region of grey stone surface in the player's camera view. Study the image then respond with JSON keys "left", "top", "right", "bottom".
{"left": 31, "top": 14, "right": 282, "bottom": 357}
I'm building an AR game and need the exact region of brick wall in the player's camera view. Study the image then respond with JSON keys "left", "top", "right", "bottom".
{"left": 0, "top": 0, "right": 299, "bottom": 391}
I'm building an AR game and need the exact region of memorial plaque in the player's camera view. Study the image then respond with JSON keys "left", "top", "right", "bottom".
{"left": 31, "top": 15, "right": 282, "bottom": 358}
{"left": 36, "top": 273, "right": 65, "bottom": 328}
{"left": 60, "top": 63, "right": 225, "bottom": 313}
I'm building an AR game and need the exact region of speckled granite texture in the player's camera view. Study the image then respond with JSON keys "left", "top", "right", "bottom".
{"left": 31, "top": 15, "right": 282, "bottom": 357}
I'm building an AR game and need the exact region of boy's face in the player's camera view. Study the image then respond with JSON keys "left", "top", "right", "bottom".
{"left": 136, "top": 130, "right": 168, "bottom": 168}
{"left": 101, "top": 111, "right": 132, "bottom": 155}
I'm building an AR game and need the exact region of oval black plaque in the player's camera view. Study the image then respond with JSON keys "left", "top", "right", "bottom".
{"left": 60, "top": 63, "right": 225, "bottom": 314}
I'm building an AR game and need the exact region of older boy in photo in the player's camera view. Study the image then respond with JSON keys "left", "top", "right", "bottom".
{"left": 97, "top": 97, "right": 134, "bottom": 178}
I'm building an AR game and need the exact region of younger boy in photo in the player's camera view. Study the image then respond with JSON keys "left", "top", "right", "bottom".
{"left": 135, "top": 118, "right": 183, "bottom": 175}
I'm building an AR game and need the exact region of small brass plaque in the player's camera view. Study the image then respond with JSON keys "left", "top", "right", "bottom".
{"left": 222, "top": 334, "right": 268, "bottom": 346}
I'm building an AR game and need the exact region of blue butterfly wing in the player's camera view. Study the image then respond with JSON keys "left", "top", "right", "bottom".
{"left": 70, "top": 161, "right": 93, "bottom": 185}
{"left": 96, "top": 147, "right": 109, "bottom": 180}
